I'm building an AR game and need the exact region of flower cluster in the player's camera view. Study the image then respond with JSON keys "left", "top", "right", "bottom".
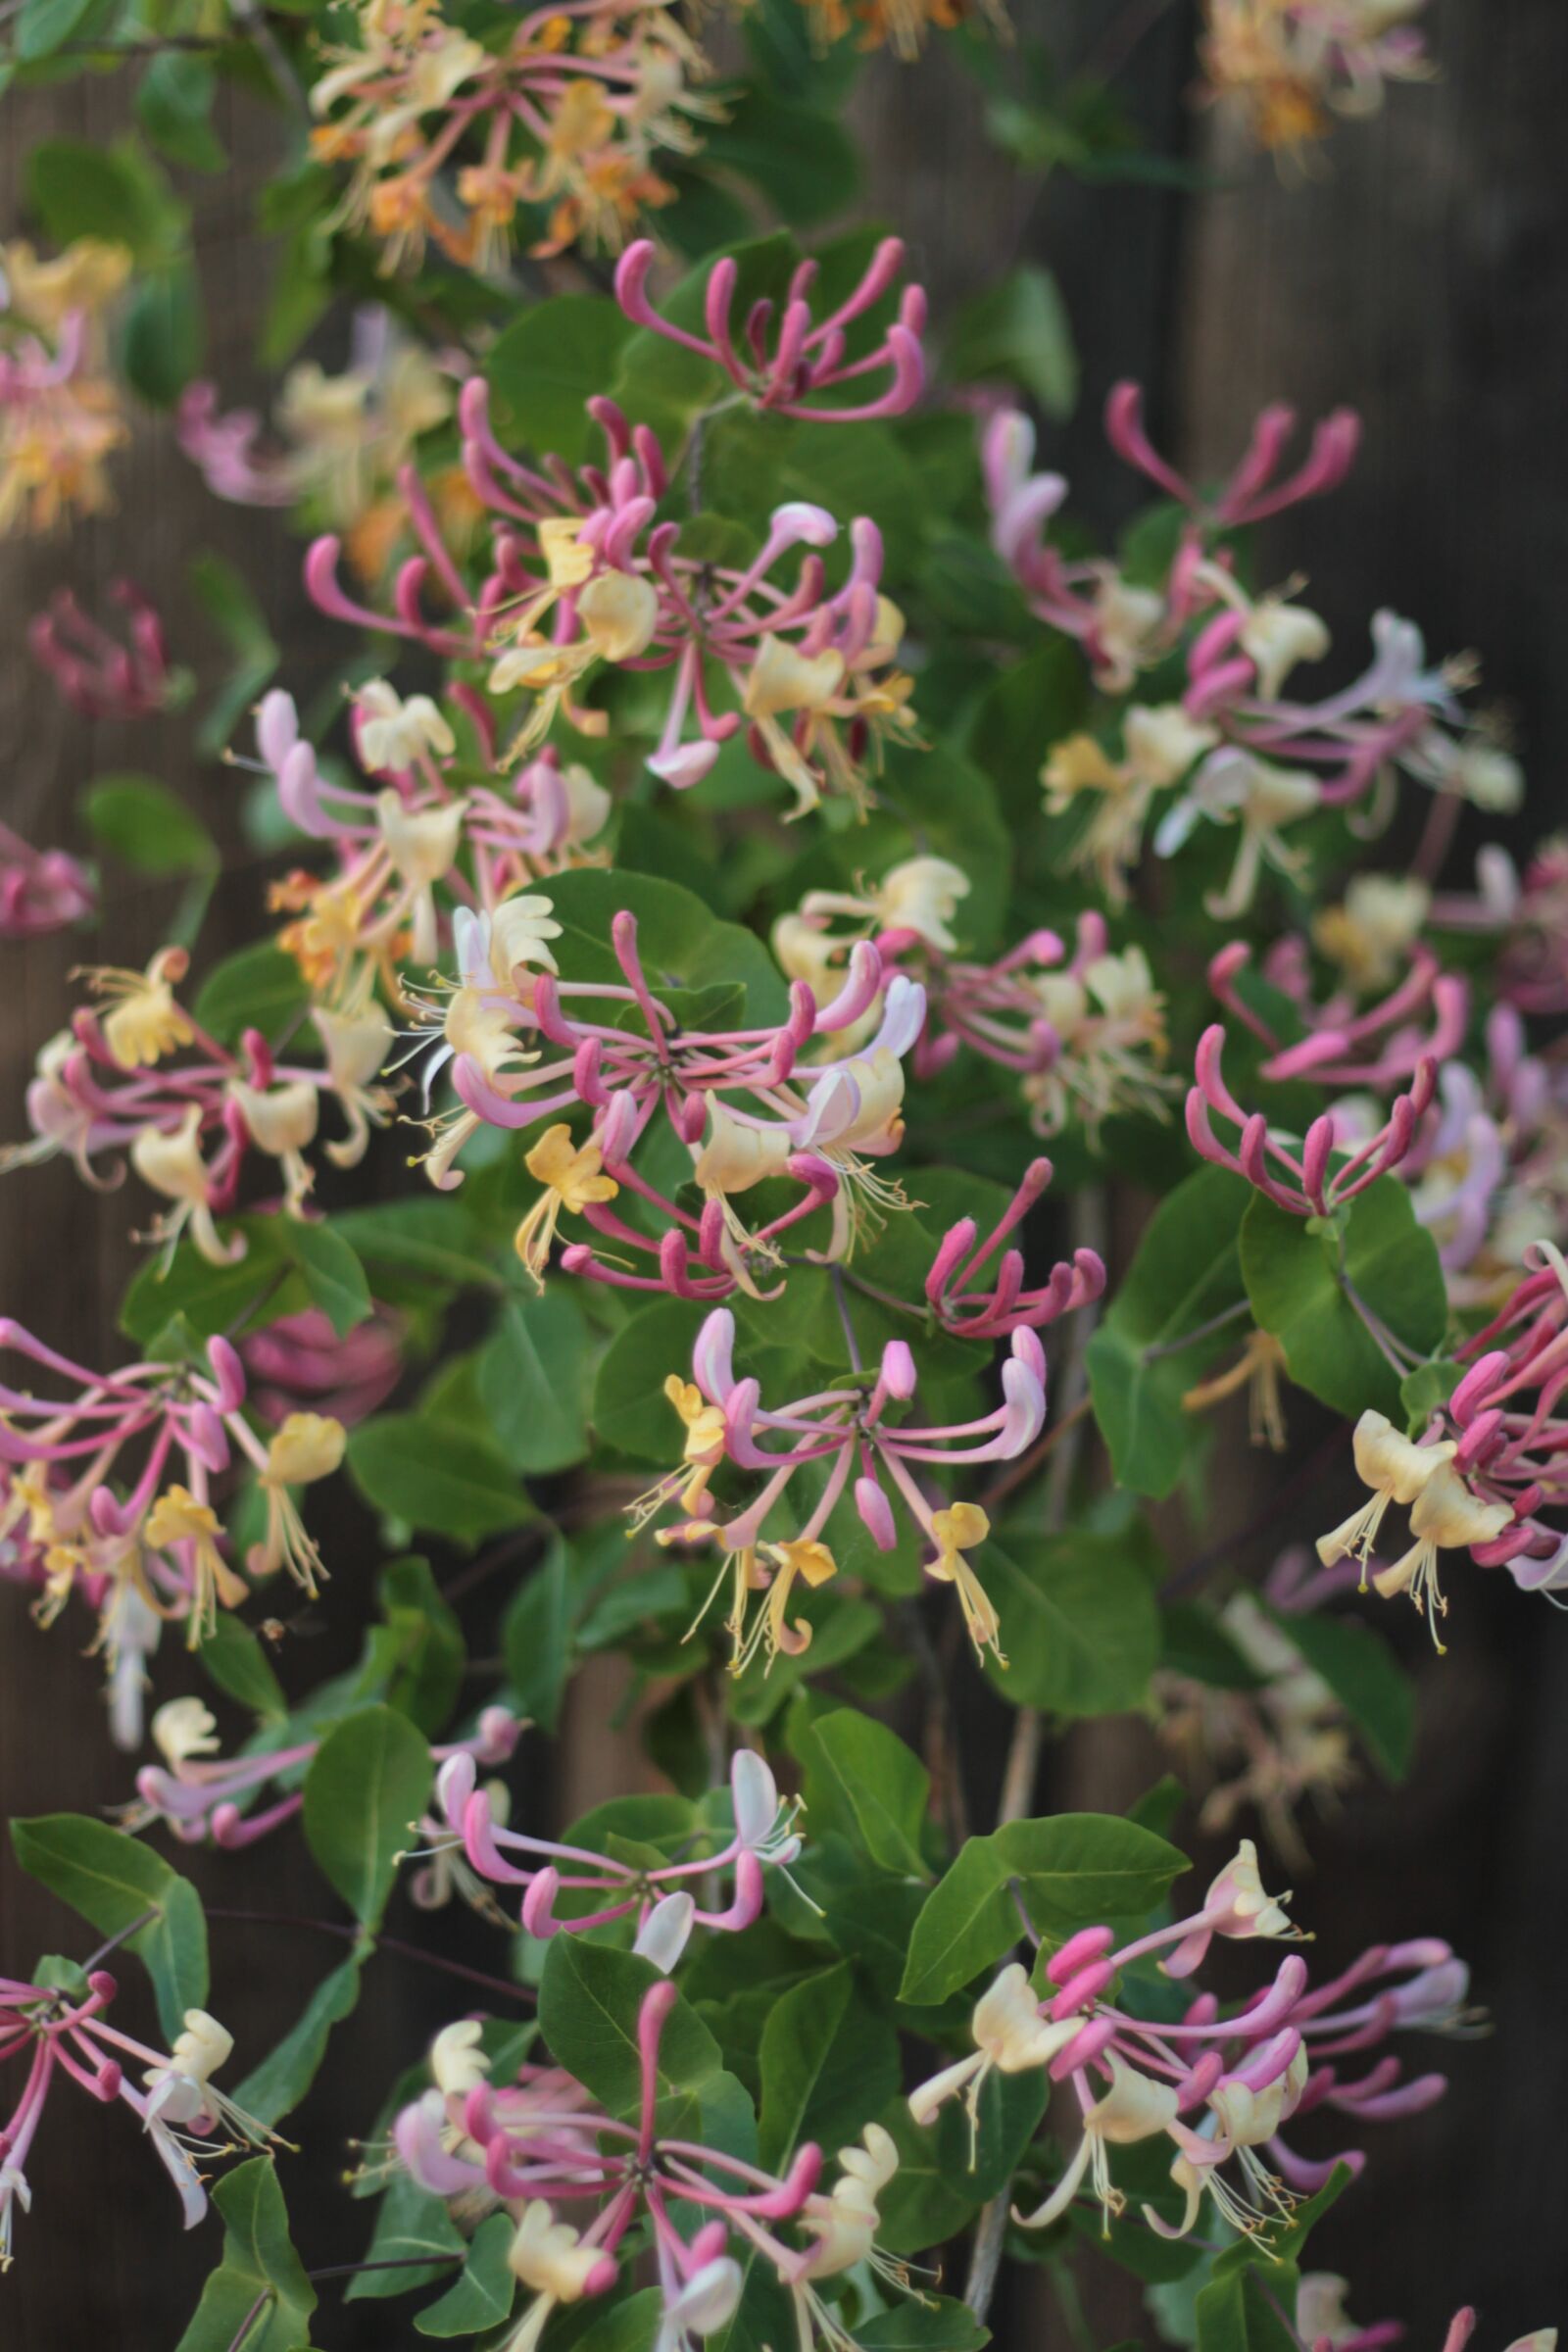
{"left": 1199, "top": 0, "right": 1433, "bottom": 166}
{"left": 307, "top": 383, "right": 923, "bottom": 815}
{"left": 776, "top": 863, "right": 1177, "bottom": 1140}
{"left": 2, "top": 940, "right": 396, "bottom": 1250}
{"left": 27, "top": 579, "right": 175, "bottom": 722}
{"left": 424, "top": 1748, "right": 805, "bottom": 1965}
{"left": 308, "top": 0, "right": 719, "bottom": 270}
{"left": 393, "top": 1982, "right": 916, "bottom": 2352}
{"left": 0, "top": 238, "right": 129, "bottom": 539}
{"left": 641, "top": 1304, "right": 1047, "bottom": 1668}
{"left": 987, "top": 390, "right": 1516, "bottom": 911}
{"left": 0, "top": 1321, "right": 345, "bottom": 1711}
{"left": 1, "top": 1972, "right": 271, "bottom": 2263}
{"left": 911, "top": 1841, "right": 1460, "bottom": 2242}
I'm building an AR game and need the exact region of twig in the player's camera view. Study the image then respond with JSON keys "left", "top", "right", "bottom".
{"left": 79, "top": 1906, "right": 160, "bottom": 1972}
{"left": 224, "top": 2289, "right": 273, "bottom": 2352}
{"left": 205, "top": 1910, "right": 536, "bottom": 2004}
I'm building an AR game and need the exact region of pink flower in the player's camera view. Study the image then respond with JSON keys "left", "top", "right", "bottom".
{"left": 613, "top": 236, "right": 926, "bottom": 423}
{"left": 0, "top": 822, "right": 94, "bottom": 940}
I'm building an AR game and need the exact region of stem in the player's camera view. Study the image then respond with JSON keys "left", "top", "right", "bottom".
{"left": 224, "top": 2289, "right": 273, "bottom": 2352}
{"left": 80, "top": 1907, "right": 160, "bottom": 1972}
{"left": 308, "top": 2253, "right": 465, "bottom": 2280}
{"left": 205, "top": 1911, "right": 537, "bottom": 2004}
{"left": 964, "top": 1186, "right": 1107, "bottom": 2323}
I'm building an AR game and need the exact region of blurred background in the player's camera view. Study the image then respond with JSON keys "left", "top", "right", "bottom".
{"left": 4, "top": 1, "right": 1567, "bottom": 2341}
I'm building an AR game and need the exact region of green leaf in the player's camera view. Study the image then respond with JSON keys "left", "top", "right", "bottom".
{"left": 501, "top": 1535, "right": 573, "bottom": 1734}
{"left": 82, "top": 774, "right": 216, "bottom": 876}
{"left": 347, "top": 1414, "right": 531, "bottom": 1546}
{"left": 1159, "top": 1602, "right": 1267, "bottom": 1692}
{"left": 995, "top": 1813, "right": 1187, "bottom": 1931}
{"left": 756, "top": 1961, "right": 854, "bottom": 2170}
{"left": 1087, "top": 1167, "right": 1252, "bottom": 1498}
{"left": 982, "top": 1533, "right": 1160, "bottom": 1718}
{"left": 478, "top": 1292, "right": 594, "bottom": 1473}
{"left": 1400, "top": 1357, "right": 1462, "bottom": 1432}
{"left": 1194, "top": 2264, "right": 1299, "bottom": 2352}
{"left": 302, "top": 1704, "right": 432, "bottom": 1928}
{"left": 174, "top": 2160, "right": 317, "bottom": 2352}
{"left": 897, "top": 1838, "right": 1020, "bottom": 2006}
{"left": 120, "top": 1218, "right": 302, "bottom": 1348}
{"left": 200, "top": 1618, "right": 288, "bottom": 1720}
{"left": 281, "top": 1220, "right": 372, "bottom": 1338}
{"left": 16, "top": 0, "right": 94, "bottom": 61}
{"left": 233, "top": 1951, "right": 366, "bottom": 2128}
{"left": 26, "top": 138, "right": 179, "bottom": 263}
{"left": 343, "top": 2173, "right": 466, "bottom": 2301}
{"left": 136, "top": 53, "right": 226, "bottom": 172}
{"left": 193, "top": 943, "right": 309, "bottom": 1048}
{"left": 538, "top": 1936, "right": 722, "bottom": 2118}
{"left": 944, "top": 265, "right": 1077, "bottom": 418}
{"left": 414, "top": 2211, "right": 515, "bottom": 2336}
{"left": 702, "top": 86, "right": 859, "bottom": 225}
{"left": 898, "top": 1814, "right": 1188, "bottom": 2005}
{"left": 1259, "top": 1601, "right": 1414, "bottom": 1781}
{"left": 809, "top": 1710, "right": 932, "bottom": 1879}
{"left": 1241, "top": 1176, "right": 1448, "bottom": 1421}
{"left": 331, "top": 1197, "right": 497, "bottom": 1295}
{"left": 569, "top": 2291, "right": 666, "bottom": 2350}
{"left": 190, "top": 550, "right": 280, "bottom": 757}
{"left": 546, "top": 867, "right": 790, "bottom": 1027}
{"left": 485, "top": 296, "right": 635, "bottom": 466}
{"left": 119, "top": 262, "right": 204, "bottom": 408}
{"left": 593, "top": 1298, "right": 703, "bottom": 1461}
{"left": 378, "top": 1555, "right": 466, "bottom": 1737}
{"left": 855, "top": 2298, "right": 992, "bottom": 2347}
{"left": 10, "top": 1814, "right": 207, "bottom": 2039}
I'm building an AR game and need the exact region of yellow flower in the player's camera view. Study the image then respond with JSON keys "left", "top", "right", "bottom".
{"left": 926, "top": 1502, "right": 1004, "bottom": 1665}
{"left": 145, "top": 1487, "right": 249, "bottom": 1646}
{"left": 250, "top": 1414, "right": 346, "bottom": 1595}
{"left": 514, "top": 1125, "right": 619, "bottom": 1288}
{"left": 626, "top": 1376, "right": 729, "bottom": 1532}
{"left": 86, "top": 948, "right": 194, "bottom": 1070}
{"left": 734, "top": 1537, "right": 839, "bottom": 1675}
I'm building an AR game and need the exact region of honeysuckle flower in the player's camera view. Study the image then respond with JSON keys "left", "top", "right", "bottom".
{"left": 1, "top": 238, "right": 131, "bottom": 538}
{"left": 1155, "top": 748, "right": 1323, "bottom": 918}
{"left": 614, "top": 236, "right": 925, "bottom": 423}
{"left": 514, "top": 1125, "right": 620, "bottom": 1288}
{"left": 132, "top": 1697, "right": 521, "bottom": 1852}
{"left": 0, "top": 1966, "right": 274, "bottom": 2259}
{"left": 1042, "top": 733, "right": 1152, "bottom": 906}
{"left": 317, "top": 389, "right": 918, "bottom": 818}
{"left": 1015, "top": 2052, "right": 1184, "bottom": 2231}
{"left": 0, "top": 821, "right": 94, "bottom": 941}
{"left": 1187, "top": 1022, "right": 1436, "bottom": 1214}
{"left": 1313, "top": 875, "right": 1433, "bottom": 994}
{"left": 644, "top": 1308, "right": 1045, "bottom": 1668}
{"left": 392, "top": 1976, "right": 920, "bottom": 2347}
{"left": 1369, "top": 1456, "right": 1512, "bottom": 1649}
{"left": 1155, "top": 1557, "right": 1360, "bottom": 1866}
{"left": 28, "top": 579, "right": 174, "bottom": 721}
{"left": 1160, "top": 1838, "right": 1301, "bottom": 1978}
{"left": 434, "top": 1745, "right": 793, "bottom": 1946}
{"left": 908, "top": 1964, "right": 1081, "bottom": 2132}
{"left": 1179, "top": 1314, "right": 1291, "bottom": 1447}
{"left": 909, "top": 1860, "right": 1455, "bottom": 2248}
{"left": 308, "top": 0, "right": 716, "bottom": 271}
{"left": 239, "top": 1305, "right": 405, "bottom": 1431}
{"left": 923, "top": 1156, "right": 1106, "bottom": 1341}
{"left": 0, "top": 1321, "right": 347, "bottom": 1665}
{"left": 1105, "top": 380, "right": 1362, "bottom": 529}
{"left": 1317, "top": 1410, "right": 1456, "bottom": 1573}
{"left": 1199, "top": 0, "right": 1434, "bottom": 165}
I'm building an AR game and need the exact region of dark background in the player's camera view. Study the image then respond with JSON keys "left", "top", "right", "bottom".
{"left": 4, "top": 2, "right": 1567, "bottom": 2341}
